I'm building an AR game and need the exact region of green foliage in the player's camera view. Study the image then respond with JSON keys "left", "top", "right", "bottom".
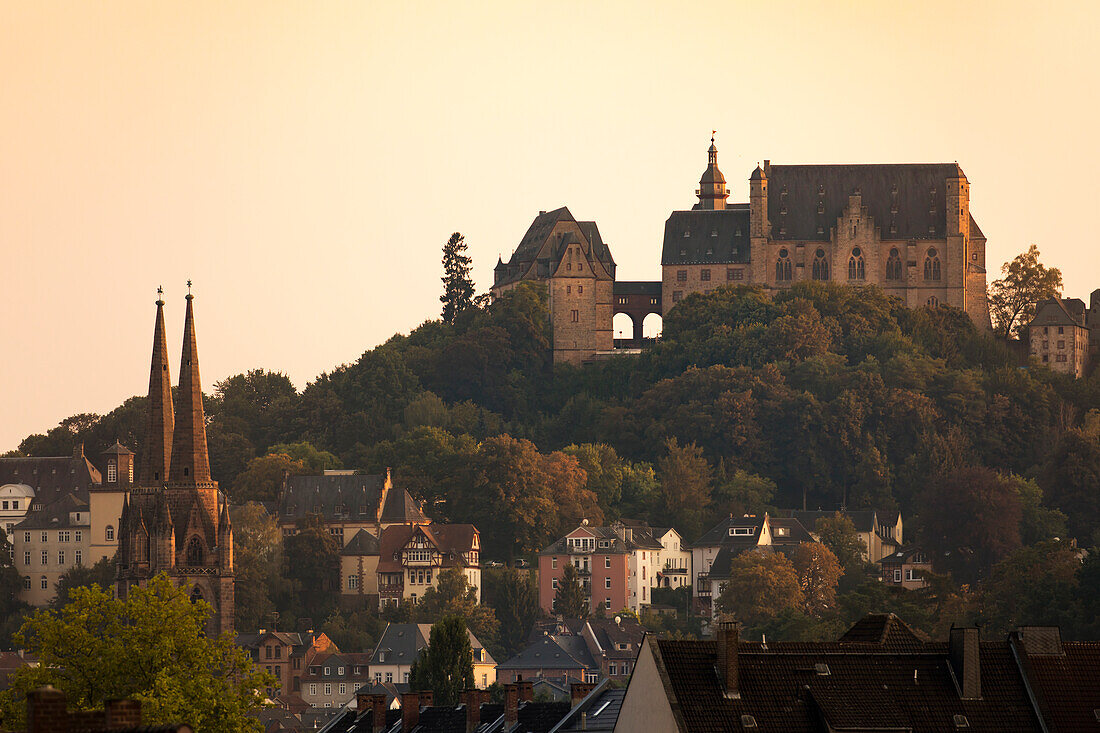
{"left": 715, "top": 550, "right": 802, "bottom": 626}
{"left": 441, "top": 232, "right": 475, "bottom": 324}
{"left": 411, "top": 569, "right": 501, "bottom": 658}
{"left": 553, "top": 563, "right": 588, "bottom": 620}
{"left": 482, "top": 568, "right": 541, "bottom": 658}
{"left": 51, "top": 555, "right": 116, "bottom": 609}
{"left": 266, "top": 442, "right": 341, "bottom": 472}
{"left": 409, "top": 616, "right": 475, "bottom": 706}
{"left": 231, "top": 502, "right": 286, "bottom": 630}
{"left": 231, "top": 452, "right": 308, "bottom": 502}
{"left": 283, "top": 514, "right": 340, "bottom": 623}
{"left": 657, "top": 438, "right": 712, "bottom": 541}
{"left": 0, "top": 576, "right": 272, "bottom": 732}
{"left": 979, "top": 541, "right": 1081, "bottom": 635}
{"left": 0, "top": 527, "right": 28, "bottom": 631}
{"left": 813, "top": 513, "right": 871, "bottom": 584}
{"left": 988, "top": 244, "right": 1063, "bottom": 339}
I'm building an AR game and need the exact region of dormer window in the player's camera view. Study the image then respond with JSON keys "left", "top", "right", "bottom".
{"left": 683, "top": 230, "right": 690, "bottom": 238}
{"left": 710, "top": 229, "right": 718, "bottom": 237}
{"left": 729, "top": 527, "right": 753, "bottom": 536}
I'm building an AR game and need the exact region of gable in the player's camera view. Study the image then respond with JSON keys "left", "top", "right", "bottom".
{"left": 614, "top": 639, "right": 682, "bottom": 733}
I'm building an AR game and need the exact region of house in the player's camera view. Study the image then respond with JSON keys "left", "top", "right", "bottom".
{"left": 880, "top": 544, "right": 934, "bottom": 590}
{"left": 339, "top": 529, "right": 380, "bottom": 605}
{"left": 237, "top": 629, "right": 335, "bottom": 698}
{"left": 1029, "top": 297, "right": 1094, "bottom": 377}
{"left": 500, "top": 617, "right": 645, "bottom": 686}
{"left": 538, "top": 520, "right": 664, "bottom": 615}
{"left": 13, "top": 493, "right": 91, "bottom": 606}
{"left": 300, "top": 652, "right": 373, "bottom": 709}
{"left": 788, "top": 508, "right": 902, "bottom": 563}
{"left": 0, "top": 444, "right": 104, "bottom": 543}
{"left": 615, "top": 614, "right": 1100, "bottom": 732}
{"left": 496, "top": 634, "right": 598, "bottom": 686}
{"left": 548, "top": 680, "right": 625, "bottom": 732}
{"left": 690, "top": 514, "right": 771, "bottom": 602}
{"left": 376, "top": 524, "right": 482, "bottom": 609}
{"left": 617, "top": 520, "right": 691, "bottom": 590}
{"left": 367, "top": 623, "right": 495, "bottom": 690}
{"left": 277, "top": 470, "right": 429, "bottom": 547}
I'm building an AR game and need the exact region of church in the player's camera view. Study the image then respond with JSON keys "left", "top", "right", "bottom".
{"left": 494, "top": 138, "right": 993, "bottom": 364}
{"left": 115, "top": 289, "right": 234, "bottom": 636}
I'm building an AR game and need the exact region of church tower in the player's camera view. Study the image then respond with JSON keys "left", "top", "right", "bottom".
{"left": 117, "top": 288, "right": 234, "bottom": 637}
{"left": 696, "top": 134, "right": 729, "bottom": 210}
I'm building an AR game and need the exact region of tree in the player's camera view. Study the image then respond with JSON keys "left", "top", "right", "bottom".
{"left": 266, "top": 441, "right": 341, "bottom": 473}
{"left": 51, "top": 556, "right": 116, "bottom": 608}
{"left": 711, "top": 466, "right": 774, "bottom": 521}
{"left": 789, "top": 543, "right": 842, "bottom": 615}
{"left": 231, "top": 502, "right": 284, "bottom": 630}
{"left": 988, "top": 244, "right": 1063, "bottom": 339}
{"left": 918, "top": 467, "right": 1023, "bottom": 583}
{"left": 412, "top": 569, "right": 500, "bottom": 655}
{"left": 714, "top": 550, "right": 801, "bottom": 627}
{"left": 441, "top": 232, "right": 475, "bottom": 324}
{"left": 657, "top": 438, "right": 712, "bottom": 540}
{"left": 0, "top": 527, "right": 26, "bottom": 623}
{"left": 1003, "top": 474, "right": 1068, "bottom": 545}
{"left": 481, "top": 568, "right": 540, "bottom": 658}
{"left": 408, "top": 616, "right": 475, "bottom": 706}
{"left": 283, "top": 514, "right": 340, "bottom": 623}
{"left": 231, "top": 452, "right": 308, "bottom": 502}
{"left": 553, "top": 563, "right": 588, "bottom": 619}
{"left": 980, "top": 541, "right": 1081, "bottom": 635}
{"left": 1039, "top": 427, "right": 1100, "bottom": 541}
{"left": 814, "top": 513, "right": 868, "bottom": 578}
{"left": 0, "top": 576, "right": 272, "bottom": 732}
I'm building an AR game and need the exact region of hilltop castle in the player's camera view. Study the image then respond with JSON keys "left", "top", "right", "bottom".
{"left": 115, "top": 290, "right": 234, "bottom": 636}
{"left": 493, "top": 139, "right": 992, "bottom": 364}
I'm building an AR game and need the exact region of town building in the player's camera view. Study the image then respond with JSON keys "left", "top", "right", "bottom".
{"left": 538, "top": 520, "right": 667, "bottom": 616}
{"left": 236, "top": 628, "right": 335, "bottom": 699}
{"left": 496, "top": 634, "right": 599, "bottom": 686}
{"left": 880, "top": 544, "right": 934, "bottom": 590}
{"left": 12, "top": 493, "right": 91, "bottom": 605}
{"left": 366, "top": 623, "right": 495, "bottom": 691}
{"left": 300, "top": 651, "right": 373, "bottom": 709}
{"left": 619, "top": 519, "right": 691, "bottom": 590}
{"left": 277, "top": 471, "right": 429, "bottom": 548}
{"left": 1028, "top": 297, "right": 1094, "bottom": 377}
{"left": 615, "top": 615, "right": 1100, "bottom": 732}
{"left": 376, "top": 524, "right": 481, "bottom": 609}
{"left": 116, "top": 291, "right": 235, "bottom": 637}
{"left": 339, "top": 528, "right": 380, "bottom": 605}
{"left": 788, "top": 508, "right": 902, "bottom": 563}
{"left": 0, "top": 446, "right": 103, "bottom": 544}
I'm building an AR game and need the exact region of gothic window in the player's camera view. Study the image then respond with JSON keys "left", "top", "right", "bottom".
{"left": 190, "top": 586, "right": 204, "bottom": 604}
{"left": 848, "top": 247, "right": 866, "bottom": 280}
{"left": 811, "top": 249, "right": 829, "bottom": 281}
{"left": 186, "top": 537, "right": 204, "bottom": 566}
{"left": 927, "top": 296, "right": 939, "bottom": 307}
{"left": 924, "top": 248, "right": 941, "bottom": 281}
{"left": 886, "top": 248, "right": 903, "bottom": 281}
{"left": 775, "top": 249, "right": 792, "bottom": 282}
{"left": 106, "top": 525, "right": 115, "bottom": 541}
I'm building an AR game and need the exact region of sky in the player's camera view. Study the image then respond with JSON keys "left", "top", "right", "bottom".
{"left": 2, "top": 0, "right": 1098, "bottom": 452}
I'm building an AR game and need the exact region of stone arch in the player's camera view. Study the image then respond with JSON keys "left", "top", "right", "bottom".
{"left": 886, "top": 248, "right": 903, "bottom": 281}
{"left": 185, "top": 536, "right": 204, "bottom": 566}
{"left": 924, "top": 247, "right": 941, "bottom": 281}
{"left": 848, "top": 247, "right": 866, "bottom": 280}
{"left": 812, "top": 249, "right": 829, "bottom": 281}
{"left": 613, "top": 312, "right": 636, "bottom": 340}
{"left": 190, "top": 585, "right": 204, "bottom": 603}
{"left": 643, "top": 312, "right": 663, "bottom": 339}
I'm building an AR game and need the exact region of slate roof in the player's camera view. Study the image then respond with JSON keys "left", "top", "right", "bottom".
{"left": 377, "top": 523, "right": 479, "bottom": 573}
{"left": 766, "top": 163, "right": 967, "bottom": 241}
{"left": 498, "top": 635, "right": 595, "bottom": 671}
{"left": 0, "top": 454, "right": 102, "bottom": 507}
{"left": 1011, "top": 628, "right": 1100, "bottom": 733}
{"left": 1029, "top": 297, "right": 1089, "bottom": 328}
{"left": 612, "top": 280, "right": 662, "bottom": 296}
{"left": 764, "top": 517, "right": 814, "bottom": 545}
{"left": 549, "top": 684, "right": 624, "bottom": 732}
{"left": 279, "top": 474, "right": 427, "bottom": 525}
{"left": 495, "top": 207, "right": 614, "bottom": 288}
{"left": 693, "top": 516, "right": 766, "bottom": 548}
{"left": 878, "top": 545, "right": 932, "bottom": 566}
{"left": 341, "top": 528, "right": 381, "bottom": 557}
{"left": 539, "top": 523, "right": 662, "bottom": 555}
{"left": 705, "top": 543, "right": 771, "bottom": 580}
{"left": 789, "top": 509, "right": 880, "bottom": 534}
{"left": 660, "top": 207, "right": 751, "bottom": 266}
{"left": 837, "top": 613, "right": 927, "bottom": 649}
{"left": 14, "top": 492, "right": 89, "bottom": 530}
{"left": 369, "top": 623, "right": 429, "bottom": 667}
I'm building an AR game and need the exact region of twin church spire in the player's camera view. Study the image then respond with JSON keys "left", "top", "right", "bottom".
{"left": 140, "top": 287, "right": 213, "bottom": 488}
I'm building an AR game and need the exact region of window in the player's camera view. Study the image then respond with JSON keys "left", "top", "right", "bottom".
{"left": 59, "top": 531, "right": 70, "bottom": 543}
{"left": 609, "top": 663, "right": 617, "bottom": 675}
{"left": 23, "top": 532, "right": 30, "bottom": 543}
{"left": 23, "top": 552, "right": 30, "bottom": 566}
{"left": 700, "top": 269, "right": 711, "bottom": 282}
{"left": 775, "top": 249, "right": 792, "bottom": 282}
{"left": 339, "top": 683, "right": 346, "bottom": 695}
{"left": 1058, "top": 326, "right": 1064, "bottom": 335}
{"left": 309, "top": 683, "right": 317, "bottom": 696}
{"left": 924, "top": 248, "right": 941, "bottom": 281}
{"left": 605, "top": 578, "right": 612, "bottom": 589}
{"left": 927, "top": 296, "right": 939, "bottom": 307}
{"left": 1058, "top": 340, "right": 1066, "bottom": 349}
{"left": 566, "top": 285, "right": 571, "bottom": 294}
{"left": 811, "top": 249, "right": 829, "bottom": 281}
{"left": 407, "top": 549, "right": 431, "bottom": 563}
{"left": 676, "top": 270, "right": 687, "bottom": 282}
{"left": 348, "top": 575, "right": 359, "bottom": 589}
{"left": 41, "top": 551, "right": 48, "bottom": 565}
{"left": 886, "top": 248, "right": 903, "bottom": 280}
{"left": 106, "top": 526, "right": 114, "bottom": 541}
{"left": 848, "top": 247, "right": 866, "bottom": 280}
{"left": 552, "top": 578, "right": 558, "bottom": 589}
{"left": 672, "top": 290, "right": 683, "bottom": 302}
{"left": 40, "top": 576, "right": 47, "bottom": 590}
{"left": 375, "top": 672, "right": 383, "bottom": 682}
{"left": 22, "top": 577, "right": 30, "bottom": 590}
{"left": 578, "top": 286, "right": 583, "bottom": 294}
{"left": 74, "top": 550, "right": 82, "bottom": 565}
{"left": 905, "top": 569, "right": 919, "bottom": 581}
{"left": 74, "top": 531, "right": 81, "bottom": 543}
{"left": 386, "top": 672, "right": 393, "bottom": 682}
{"left": 605, "top": 556, "right": 611, "bottom": 568}
{"left": 571, "top": 309, "right": 579, "bottom": 323}
{"left": 552, "top": 557, "right": 557, "bottom": 568}
{"left": 185, "top": 537, "right": 203, "bottom": 565}
{"left": 41, "top": 532, "right": 48, "bottom": 543}
{"left": 729, "top": 527, "right": 753, "bottom": 536}
{"left": 727, "top": 268, "right": 743, "bottom": 281}
{"left": 605, "top": 599, "right": 612, "bottom": 610}
{"left": 107, "top": 461, "right": 117, "bottom": 483}
{"left": 404, "top": 672, "right": 410, "bottom": 682}
{"left": 893, "top": 569, "right": 902, "bottom": 583}
{"left": 275, "top": 646, "right": 282, "bottom": 659}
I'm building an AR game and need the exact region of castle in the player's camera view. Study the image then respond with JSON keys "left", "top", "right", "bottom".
{"left": 115, "top": 290, "right": 234, "bottom": 636}
{"left": 493, "top": 138, "right": 993, "bottom": 365}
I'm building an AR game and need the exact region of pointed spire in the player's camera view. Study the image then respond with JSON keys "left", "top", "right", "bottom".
{"left": 698, "top": 132, "right": 728, "bottom": 210}
{"left": 138, "top": 288, "right": 174, "bottom": 484}
{"left": 168, "top": 288, "right": 213, "bottom": 485}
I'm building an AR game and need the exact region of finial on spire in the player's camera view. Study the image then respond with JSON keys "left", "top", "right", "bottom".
{"left": 156, "top": 285, "right": 164, "bottom": 306}
{"left": 186, "top": 279, "right": 193, "bottom": 300}
{"left": 712, "top": 129, "right": 716, "bottom": 144}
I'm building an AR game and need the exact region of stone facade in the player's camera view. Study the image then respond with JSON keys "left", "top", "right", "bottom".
{"left": 116, "top": 294, "right": 234, "bottom": 637}
{"left": 1028, "top": 297, "right": 1094, "bottom": 377}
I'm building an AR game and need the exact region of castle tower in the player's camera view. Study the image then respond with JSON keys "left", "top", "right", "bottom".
{"left": 118, "top": 288, "right": 234, "bottom": 637}
{"left": 697, "top": 134, "right": 729, "bottom": 210}
{"left": 137, "top": 292, "right": 173, "bottom": 485}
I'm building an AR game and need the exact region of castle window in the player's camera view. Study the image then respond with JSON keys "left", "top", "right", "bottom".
{"left": 886, "top": 248, "right": 903, "bottom": 280}
{"left": 1057, "top": 326, "right": 1064, "bottom": 335}
{"left": 817, "top": 225, "right": 825, "bottom": 235}
{"left": 700, "top": 269, "right": 711, "bottom": 282}
{"left": 679, "top": 248, "right": 686, "bottom": 257}
{"left": 706, "top": 246, "right": 713, "bottom": 256}
{"left": 190, "top": 586, "right": 204, "bottom": 603}
{"left": 927, "top": 296, "right": 939, "bottom": 307}
{"left": 106, "top": 525, "right": 114, "bottom": 541}
{"left": 40, "top": 576, "right": 47, "bottom": 590}
{"left": 567, "top": 262, "right": 572, "bottom": 271}
{"left": 848, "top": 247, "right": 866, "bottom": 280}
{"left": 107, "top": 460, "right": 117, "bottom": 484}
{"left": 571, "top": 310, "right": 579, "bottom": 323}
{"left": 775, "top": 249, "right": 792, "bottom": 282}
{"left": 672, "top": 291, "right": 683, "bottom": 303}
{"left": 817, "top": 204, "right": 824, "bottom": 215}
{"left": 578, "top": 285, "right": 583, "bottom": 294}
{"left": 924, "top": 248, "right": 941, "bottom": 281}
{"left": 727, "top": 268, "right": 743, "bottom": 281}
{"left": 186, "top": 537, "right": 204, "bottom": 566}
{"left": 812, "top": 249, "right": 829, "bottom": 281}
{"left": 683, "top": 230, "right": 690, "bottom": 238}
{"left": 567, "top": 286, "right": 571, "bottom": 294}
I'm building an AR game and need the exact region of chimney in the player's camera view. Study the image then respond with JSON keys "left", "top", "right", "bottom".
{"left": 355, "top": 691, "right": 372, "bottom": 714}
{"left": 105, "top": 699, "right": 142, "bottom": 728}
{"left": 73, "top": 443, "right": 84, "bottom": 459}
{"left": 465, "top": 690, "right": 482, "bottom": 733}
{"left": 517, "top": 679, "right": 534, "bottom": 703}
{"left": 27, "top": 686, "right": 68, "bottom": 733}
{"left": 419, "top": 690, "right": 434, "bottom": 707}
{"left": 949, "top": 627, "right": 981, "bottom": 699}
{"left": 716, "top": 620, "right": 741, "bottom": 699}
{"left": 504, "top": 683, "right": 519, "bottom": 725}
{"left": 401, "top": 692, "right": 420, "bottom": 730}
{"left": 570, "top": 681, "right": 595, "bottom": 705}
{"left": 370, "top": 693, "right": 387, "bottom": 733}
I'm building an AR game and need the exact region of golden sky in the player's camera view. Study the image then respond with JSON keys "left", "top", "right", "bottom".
{"left": 2, "top": 0, "right": 1098, "bottom": 450}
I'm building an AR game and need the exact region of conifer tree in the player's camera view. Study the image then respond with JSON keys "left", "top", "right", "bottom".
{"left": 441, "top": 232, "right": 475, "bottom": 324}
{"left": 553, "top": 563, "right": 589, "bottom": 619}
{"left": 408, "top": 616, "right": 475, "bottom": 706}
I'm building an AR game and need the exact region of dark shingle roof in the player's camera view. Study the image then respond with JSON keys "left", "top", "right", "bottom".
{"left": 498, "top": 635, "right": 594, "bottom": 671}
{"left": 369, "top": 623, "right": 428, "bottom": 666}
{"left": 1011, "top": 628, "right": 1100, "bottom": 733}
{"left": 837, "top": 613, "right": 927, "bottom": 648}
{"left": 14, "top": 492, "right": 89, "bottom": 530}
{"left": 0, "top": 454, "right": 102, "bottom": 507}
{"left": 341, "top": 528, "right": 381, "bottom": 557}
{"left": 789, "top": 509, "right": 880, "bottom": 534}
{"left": 693, "top": 516, "right": 766, "bottom": 547}
{"left": 279, "top": 474, "right": 426, "bottom": 525}
{"left": 551, "top": 685, "right": 624, "bottom": 732}
{"left": 612, "top": 280, "right": 661, "bottom": 296}
{"left": 660, "top": 207, "right": 751, "bottom": 266}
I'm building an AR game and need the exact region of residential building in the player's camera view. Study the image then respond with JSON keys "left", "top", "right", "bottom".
{"left": 501, "top": 617, "right": 645, "bottom": 686}
{"left": 690, "top": 514, "right": 772, "bottom": 602}
{"left": 789, "top": 508, "right": 903, "bottom": 563}
{"left": 12, "top": 493, "right": 91, "bottom": 605}
{"left": 1029, "top": 297, "right": 1093, "bottom": 377}
{"left": 277, "top": 471, "right": 429, "bottom": 548}
{"left": 300, "top": 652, "right": 373, "bottom": 709}
{"left": 538, "top": 520, "right": 664, "bottom": 616}
{"left": 237, "top": 629, "right": 334, "bottom": 698}
{"left": 376, "top": 523, "right": 481, "bottom": 609}
{"left": 0, "top": 445, "right": 103, "bottom": 545}
{"left": 619, "top": 519, "right": 691, "bottom": 590}
{"left": 880, "top": 544, "right": 933, "bottom": 590}
{"left": 616, "top": 614, "right": 1100, "bottom": 733}
{"left": 367, "top": 623, "right": 495, "bottom": 690}
{"left": 116, "top": 292, "right": 235, "bottom": 637}
{"left": 339, "top": 528, "right": 380, "bottom": 605}
{"left": 496, "top": 634, "right": 598, "bottom": 686}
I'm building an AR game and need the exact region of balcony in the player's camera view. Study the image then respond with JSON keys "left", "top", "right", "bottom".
{"left": 573, "top": 566, "right": 592, "bottom": 576}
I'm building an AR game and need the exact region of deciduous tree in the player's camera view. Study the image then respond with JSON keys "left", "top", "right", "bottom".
{"left": 988, "top": 244, "right": 1063, "bottom": 339}
{"left": 412, "top": 569, "right": 500, "bottom": 655}
{"left": 714, "top": 550, "right": 801, "bottom": 627}
{"left": 409, "top": 616, "right": 475, "bottom": 706}
{"left": 658, "top": 438, "right": 712, "bottom": 540}
{"left": 789, "top": 542, "right": 842, "bottom": 615}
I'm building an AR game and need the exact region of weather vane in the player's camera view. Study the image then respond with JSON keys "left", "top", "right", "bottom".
{"left": 157, "top": 285, "right": 163, "bottom": 297}
{"left": 186, "top": 279, "right": 192, "bottom": 295}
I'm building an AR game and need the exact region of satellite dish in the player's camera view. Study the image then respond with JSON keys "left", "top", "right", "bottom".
{"left": 614, "top": 615, "right": 621, "bottom": 625}
{"left": 581, "top": 518, "right": 589, "bottom": 526}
